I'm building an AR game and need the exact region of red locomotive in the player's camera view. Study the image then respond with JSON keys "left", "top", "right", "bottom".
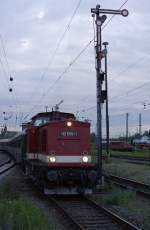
{"left": 0, "top": 110, "right": 97, "bottom": 194}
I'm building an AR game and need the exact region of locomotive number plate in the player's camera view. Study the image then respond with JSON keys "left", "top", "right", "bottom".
{"left": 60, "top": 131, "right": 78, "bottom": 137}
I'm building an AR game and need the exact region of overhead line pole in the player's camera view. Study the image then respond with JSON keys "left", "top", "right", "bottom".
{"left": 139, "top": 113, "right": 142, "bottom": 136}
{"left": 126, "top": 113, "right": 129, "bottom": 142}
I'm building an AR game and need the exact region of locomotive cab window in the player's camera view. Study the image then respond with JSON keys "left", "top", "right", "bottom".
{"left": 34, "top": 117, "right": 49, "bottom": 126}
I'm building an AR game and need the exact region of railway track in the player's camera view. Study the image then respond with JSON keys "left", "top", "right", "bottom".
{"left": 50, "top": 195, "right": 139, "bottom": 230}
{"left": 0, "top": 158, "right": 11, "bottom": 167}
{"left": 104, "top": 173, "right": 150, "bottom": 198}
{"left": 0, "top": 158, "right": 16, "bottom": 176}
{"left": 110, "top": 155, "right": 150, "bottom": 163}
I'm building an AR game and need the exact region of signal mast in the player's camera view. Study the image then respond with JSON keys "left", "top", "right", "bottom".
{"left": 91, "top": 4, "right": 129, "bottom": 187}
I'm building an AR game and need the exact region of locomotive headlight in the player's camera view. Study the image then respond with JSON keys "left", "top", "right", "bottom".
{"left": 49, "top": 156, "right": 56, "bottom": 163}
{"left": 82, "top": 156, "right": 89, "bottom": 163}
{"left": 67, "top": 121, "right": 72, "bottom": 127}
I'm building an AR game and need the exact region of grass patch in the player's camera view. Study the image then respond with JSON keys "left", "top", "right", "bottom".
{"left": 102, "top": 188, "right": 135, "bottom": 206}
{"left": 93, "top": 185, "right": 150, "bottom": 229}
{"left": 0, "top": 183, "right": 19, "bottom": 200}
{"left": 0, "top": 184, "right": 52, "bottom": 230}
{"left": 0, "top": 198, "right": 50, "bottom": 230}
{"left": 110, "top": 150, "right": 150, "bottom": 158}
{"left": 147, "top": 209, "right": 150, "bottom": 224}
{"left": 103, "top": 159, "right": 150, "bottom": 185}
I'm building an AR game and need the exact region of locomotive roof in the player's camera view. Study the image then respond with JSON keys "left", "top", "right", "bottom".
{"left": 31, "top": 111, "right": 75, "bottom": 121}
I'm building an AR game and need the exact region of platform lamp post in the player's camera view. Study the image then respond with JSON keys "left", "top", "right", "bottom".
{"left": 103, "top": 42, "right": 109, "bottom": 157}
{"left": 91, "top": 5, "right": 129, "bottom": 187}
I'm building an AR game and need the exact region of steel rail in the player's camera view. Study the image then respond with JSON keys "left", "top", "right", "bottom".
{"left": 84, "top": 196, "right": 140, "bottom": 230}
{"left": 50, "top": 195, "right": 139, "bottom": 230}
{"left": 50, "top": 197, "right": 83, "bottom": 230}
{"left": 104, "top": 173, "right": 150, "bottom": 198}
{"left": 0, "top": 161, "right": 16, "bottom": 175}
{"left": 0, "top": 158, "right": 12, "bottom": 167}
{"left": 110, "top": 155, "right": 150, "bottom": 162}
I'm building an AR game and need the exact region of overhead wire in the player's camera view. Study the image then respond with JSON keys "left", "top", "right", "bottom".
{"left": 70, "top": 0, "right": 130, "bottom": 106}
{"left": 110, "top": 80, "right": 150, "bottom": 103}
{"left": 23, "top": 0, "right": 84, "bottom": 120}
{"left": 0, "top": 56, "right": 17, "bottom": 126}
{"left": 23, "top": 0, "right": 129, "bottom": 121}
{"left": 80, "top": 50, "right": 150, "bottom": 112}
{"left": 27, "top": 0, "right": 83, "bottom": 105}
{"left": 0, "top": 56, "right": 17, "bottom": 107}
{"left": 102, "top": 0, "right": 129, "bottom": 30}
{"left": 81, "top": 81, "right": 150, "bottom": 114}
{"left": 0, "top": 35, "right": 13, "bottom": 77}
{"left": 0, "top": 56, "right": 11, "bottom": 87}
{"left": 23, "top": 39, "right": 94, "bottom": 120}
{"left": 66, "top": 72, "right": 150, "bottom": 115}
{"left": 83, "top": 104, "right": 150, "bottom": 135}
{"left": 0, "top": 34, "right": 21, "bottom": 126}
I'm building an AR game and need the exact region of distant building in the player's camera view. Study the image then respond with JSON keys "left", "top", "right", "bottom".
{"left": 133, "top": 135, "right": 150, "bottom": 144}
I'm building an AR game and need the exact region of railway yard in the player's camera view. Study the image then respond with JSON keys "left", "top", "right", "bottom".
{"left": 0, "top": 0, "right": 150, "bottom": 229}
{"left": 0, "top": 150, "right": 150, "bottom": 230}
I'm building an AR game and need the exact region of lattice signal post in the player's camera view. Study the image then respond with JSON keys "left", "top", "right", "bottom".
{"left": 91, "top": 5, "right": 129, "bottom": 187}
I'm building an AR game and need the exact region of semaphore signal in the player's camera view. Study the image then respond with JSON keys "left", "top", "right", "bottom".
{"left": 91, "top": 4, "right": 129, "bottom": 187}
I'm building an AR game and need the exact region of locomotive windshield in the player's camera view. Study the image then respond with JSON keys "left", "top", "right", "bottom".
{"left": 34, "top": 117, "right": 49, "bottom": 126}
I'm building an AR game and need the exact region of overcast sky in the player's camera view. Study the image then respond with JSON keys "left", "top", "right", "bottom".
{"left": 0, "top": 0, "right": 150, "bottom": 137}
